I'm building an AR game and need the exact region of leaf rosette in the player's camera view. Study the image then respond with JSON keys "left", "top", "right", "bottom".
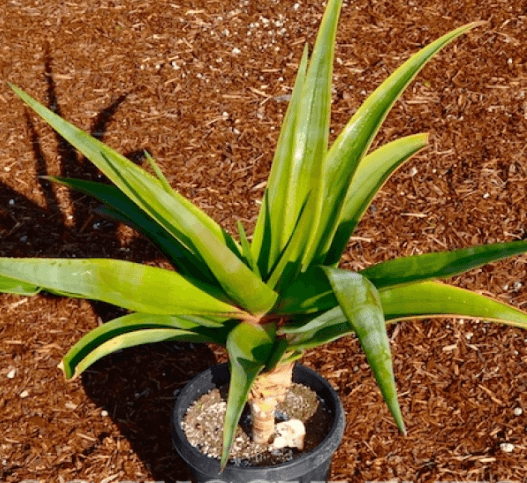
{"left": 5, "top": 0, "right": 524, "bottom": 470}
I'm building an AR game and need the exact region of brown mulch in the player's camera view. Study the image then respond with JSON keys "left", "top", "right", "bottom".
{"left": 1, "top": 0, "right": 527, "bottom": 482}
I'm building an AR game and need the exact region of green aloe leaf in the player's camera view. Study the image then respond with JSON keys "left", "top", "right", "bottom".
{"left": 0, "top": 275, "right": 42, "bottom": 295}
{"left": 61, "top": 327, "right": 215, "bottom": 379}
{"left": 11, "top": 84, "right": 234, "bottom": 250}
{"left": 265, "top": 193, "right": 314, "bottom": 290}
{"left": 282, "top": 0, "right": 342, "bottom": 267}
{"left": 12, "top": 85, "right": 277, "bottom": 315}
{"left": 49, "top": 176, "right": 218, "bottom": 285}
{"left": 61, "top": 312, "right": 233, "bottom": 379}
{"left": 325, "top": 133, "right": 429, "bottom": 265}
{"left": 0, "top": 258, "right": 243, "bottom": 316}
{"left": 284, "top": 278, "right": 527, "bottom": 349}
{"left": 362, "top": 240, "right": 527, "bottom": 290}
{"left": 323, "top": 267, "right": 405, "bottom": 434}
{"left": 251, "top": 45, "right": 309, "bottom": 278}
{"left": 274, "top": 266, "right": 336, "bottom": 315}
{"left": 237, "top": 220, "right": 260, "bottom": 277}
{"left": 380, "top": 281, "right": 527, "bottom": 328}
{"left": 253, "top": 0, "right": 342, "bottom": 278}
{"left": 280, "top": 306, "right": 351, "bottom": 351}
{"left": 310, "top": 23, "right": 480, "bottom": 267}
{"left": 222, "top": 322, "right": 275, "bottom": 469}
{"left": 144, "top": 150, "right": 173, "bottom": 193}
{"left": 277, "top": 240, "right": 527, "bottom": 316}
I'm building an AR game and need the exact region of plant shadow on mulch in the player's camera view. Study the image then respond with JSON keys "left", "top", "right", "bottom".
{"left": 80, "top": 342, "right": 218, "bottom": 481}
{"left": 1, "top": 47, "right": 151, "bottom": 265}
{"left": 4, "top": 53, "right": 215, "bottom": 481}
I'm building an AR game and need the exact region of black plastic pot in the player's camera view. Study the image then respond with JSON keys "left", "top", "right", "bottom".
{"left": 172, "top": 363, "right": 345, "bottom": 483}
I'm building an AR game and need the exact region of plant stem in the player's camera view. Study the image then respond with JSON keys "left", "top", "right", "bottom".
{"left": 248, "top": 361, "right": 294, "bottom": 444}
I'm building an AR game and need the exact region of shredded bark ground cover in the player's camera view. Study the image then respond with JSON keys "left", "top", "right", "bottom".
{"left": 0, "top": 0, "right": 526, "bottom": 481}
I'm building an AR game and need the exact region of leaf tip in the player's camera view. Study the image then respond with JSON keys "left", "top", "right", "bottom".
{"left": 58, "top": 359, "right": 77, "bottom": 380}
{"left": 57, "top": 360, "right": 68, "bottom": 378}
{"left": 469, "top": 20, "right": 488, "bottom": 29}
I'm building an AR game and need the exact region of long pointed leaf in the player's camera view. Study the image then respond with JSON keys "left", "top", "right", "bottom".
{"left": 222, "top": 322, "right": 275, "bottom": 469}
{"left": 285, "top": 280, "right": 527, "bottom": 341}
{"left": 50, "top": 176, "right": 218, "bottom": 285}
{"left": 11, "top": 84, "right": 234, "bottom": 249}
{"left": 251, "top": 45, "right": 309, "bottom": 277}
{"left": 284, "top": 279, "right": 527, "bottom": 357}
{"left": 12, "top": 85, "right": 277, "bottom": 315}
{"left": 0, "top": 258, "right": 242, "bottom": 316}
{"left": 380, "top": 281, "right": 527, "bottom": 328}
{"left": 104, "top": 149, "right": 278, "bottom": 314}
{"left": 277, "top": 240, "right": 527, "bottom": 315}
{"left": 325, "top": 133, "right": 429, "bottom": 265}
{"left": 62, "top": 312, "right": 233, "bottom": 379}
{"left": 237, "top": 220, "right": 260, "bottom": 277}
{"left": 323, "top": 267, "right": 405, "bottom": 434}
{"left": 363, "top": 240, "right": 527, "bottom": 289}
{"left": 265, "top": 193, "right": 314, "bottom": 290}
{"left": 61, "top": 327, "right": 216, "bottom": 379}
{"left": 311, "top": 23, "right": 480, "bottom": 266}
{"left": 284, "top": 0, "right": 342, "bottom": 266}
{"left": 103, "top": 160, "right": 277, "bottom": 314}
{"left": 253, "top": 0, "right": 343, "bottom": 278}
{"left": 144, "top": 150, "right": 173, "bottom": 193}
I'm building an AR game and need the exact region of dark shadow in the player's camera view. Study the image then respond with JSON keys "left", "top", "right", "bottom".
{"left": 1, "top": 44, "right": 161, "bottom": 313}
{"left": 43, "top": 47, "right": 133, "bottom": 233}
{"left": 81, "top": 342, "right": 218, "bottom": 482}
{"left": 3, "top": 46, "right": 214, "bottom": 481}
{"left": 25, "top": 110, "right": 64, "bottom": 225}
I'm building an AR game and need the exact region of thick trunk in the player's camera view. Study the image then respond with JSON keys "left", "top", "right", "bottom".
{"left": 248, "top": 362, "right": 294, "bottom": 444}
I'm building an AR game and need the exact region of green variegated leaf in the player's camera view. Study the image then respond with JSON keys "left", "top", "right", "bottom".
{"left": 253, "top": 0, "right": 343, "bottom": 278}
{"left": 0, "top": 258, "right": 242, "bottom": 316}
{"left": 102, "top": 159, "right": 277, "bottom": 314}
{"left": 61, "top": 312, "right": 234, "bottom": 379}
{"left": 62, "top": 327, "right": 216, "bottom": 379}
{"left": 325, "top": 133, "right": 429, "bottom": 265}
{"left": 284, "top": 0, "right": 342, "bottom": 267}
{"left": 252, "top": 45, "right": 309, "bottom": 278}
{"left": 12, "top": 85, "right": 277, "bottom": 315}
{"left": 222, "top": 322, "right": 275, "bottom": 469}
{"left": 380, "top": 281, "right": 527, "bottom": 328}
{"left": 0, "top": 274, "right": 41, "bottom": 295}
{"left": 309, "top": 23, "right": 480, "bottom": 267}
{"left": 11, "top": 83, "right": 234, "bottom": 249}
{"left": 362, "top": 241, "right": 527, "bottom": 289}
{"left": 237, "top": 220, "right": 260, "bottom": 277}
{"left": 277, "top": 240, "right": 527, "bottom": 316}
{"left": 49, "top": 176, "right": 218, "bottom": 285}
{"left": 323, "top": 267, "right": 405, "bottom": 434}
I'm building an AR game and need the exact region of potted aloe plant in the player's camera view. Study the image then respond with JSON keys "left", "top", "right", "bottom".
{"left": 5, "top": 0, "right": 527, "bottom": 479}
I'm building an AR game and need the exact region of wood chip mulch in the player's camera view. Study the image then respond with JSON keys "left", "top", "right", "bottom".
{"left": 1, "top": 1, "right": 527, "bottom": 482}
